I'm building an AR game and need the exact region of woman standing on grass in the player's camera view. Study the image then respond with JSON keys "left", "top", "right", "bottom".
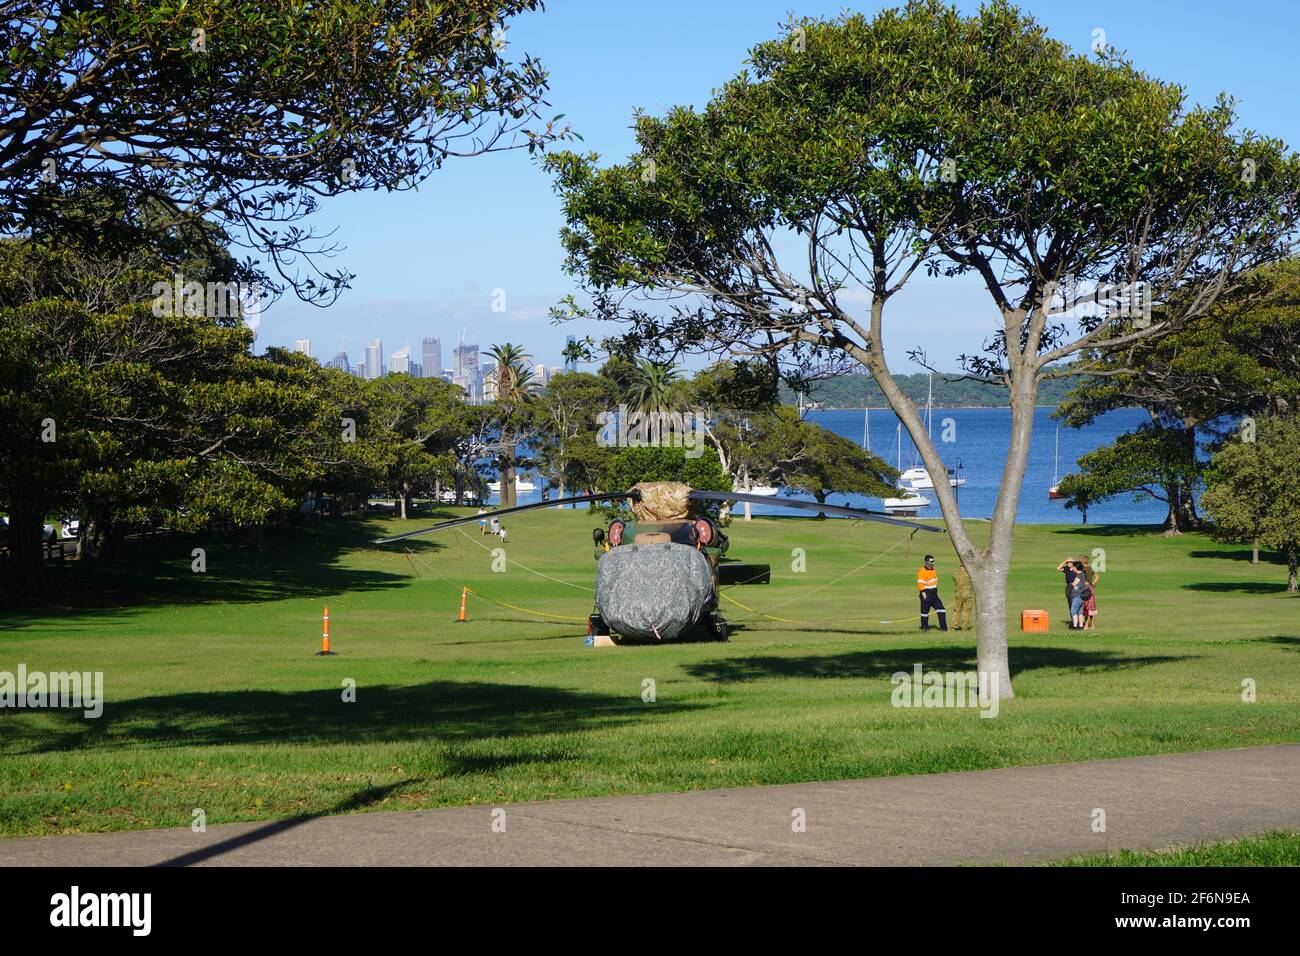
{"left": 1079, "top": 555, "right": 1099, "bottom": 630}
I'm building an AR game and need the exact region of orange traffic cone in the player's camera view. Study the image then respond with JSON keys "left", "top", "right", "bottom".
{"left": 455, "top": 587, "right": 468, "bottom": 623}
{"left": 315, "top": 604, "right": 337, "bottom": 655}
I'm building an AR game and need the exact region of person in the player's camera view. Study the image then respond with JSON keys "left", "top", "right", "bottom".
{"left": 1057, "top": 557, "right": 1079, "bottom": 628}
{"left": 477, "top": 507, "right": 488, "bottom": 534}
{"left": 951, "top": 560, "right": 974, "bottom": 631}
{"left": 498, "top": 525, "right": 508, "bottom": 544}
{"left": 1067, "top": 560, "right": 1087, "bottom": 629}
{"left": 489, "top": 511, "right": 500, "bottom": 536}
{"left": 916, "top": 554, "right": 947, "bottom": 631}
{"left": 1081, "top": 569, "right": 1098, "bottom": 630}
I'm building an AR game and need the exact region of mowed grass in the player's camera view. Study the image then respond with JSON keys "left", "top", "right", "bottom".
{"left": 1055, "top": 831, "right": 1300, "bottom": 866}
{"left": 1, "top": 507, "right": 1298, "bottom": 837}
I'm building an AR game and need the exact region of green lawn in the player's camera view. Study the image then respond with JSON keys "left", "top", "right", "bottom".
{"left": 1055, "top": 831, "right": 1300, "bottom": 866}
{"left": 1, "top": 508, "right": 1297, "bottom": 838}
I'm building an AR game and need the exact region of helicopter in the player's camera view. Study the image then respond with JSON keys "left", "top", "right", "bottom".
{"left": 374, "top": 481, "right": 943, "bottom": 644}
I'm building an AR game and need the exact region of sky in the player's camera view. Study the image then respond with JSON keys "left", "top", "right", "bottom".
{"left": 260, "top": 0, "right": 1299, "bottom": 373}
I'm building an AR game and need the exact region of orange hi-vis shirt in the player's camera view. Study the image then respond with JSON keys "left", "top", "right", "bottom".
{"left": 917, "top": 567, "right": 938, "bottom": 592}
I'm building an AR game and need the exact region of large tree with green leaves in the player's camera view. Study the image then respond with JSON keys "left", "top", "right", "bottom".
{"left": 1, "top": 0, "right": 565, "bottom": 301}
{"left": 1200, "top": 416, "right": 1300, "bottom": 592}
{"left": 546, "top": 1, "right": 1300, "bottom": 696}
{"left": 1056, "top": 260, "right": 1300, "bottom": 531}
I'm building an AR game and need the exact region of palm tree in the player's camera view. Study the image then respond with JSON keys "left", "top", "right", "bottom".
{"left": 628, "top": 358, "right": 680, "bottom": 413}
{"left": 485, "top": 343, "right": 534, "bottom": 508}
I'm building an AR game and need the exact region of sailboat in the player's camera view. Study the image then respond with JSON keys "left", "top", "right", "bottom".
{"left": 897, "top": 374, "right": 964, "bottom": 490}
{"left": 1048, "top": 426, "right": 1066, "bottom": 499}
{"left": 884, "top": 422, "right": 930, "bottom": 514}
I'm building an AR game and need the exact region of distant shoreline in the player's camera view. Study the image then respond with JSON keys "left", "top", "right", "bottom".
{"left": 795, "top": 404, "right": 1062, "bottom": 411}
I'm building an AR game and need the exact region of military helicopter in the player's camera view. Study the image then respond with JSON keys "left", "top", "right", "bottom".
{"left": 375, "top": 481, "right": 942, "bottom": 643}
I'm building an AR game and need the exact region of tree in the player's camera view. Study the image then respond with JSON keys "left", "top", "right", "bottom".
{"left": 546, "top": 1, "right": 1300, "bottom": 696}
{"left": 1200, "top": 416, "right": 1300, "bottom": 591}
{"left": 627, "top": 359, "right": 682, "bottom": 413}
{"left": 1055, "top": 260, "right": 1300, "bottom": 531}
{"left": 764, "top": 408, "right": 897, "bottom": 516}
{"left": 598, "top": 445, "right": 731, "bottom": 520}
{"left": 532, "top": 371, "right": 618, "bottom": 501}
{"left": 2, "top": 1, "right": 566, "bottom": 301}
{"left": 484, "top": 342, "right": 536, "bottom": 508}
{"left": 364, "top": 374, "right": 467, "bottom": 519}
{"left": 1056, "top": 428, "right": 1203, "bottom": 530}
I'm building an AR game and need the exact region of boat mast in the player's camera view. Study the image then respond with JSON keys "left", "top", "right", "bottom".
{"left": 863, "top": 407, "right": 870, "bottom": 451}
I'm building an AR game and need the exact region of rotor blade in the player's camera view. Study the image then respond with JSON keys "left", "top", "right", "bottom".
{"left": 688, "top": 489, "right": 944, "bottom": 533}
{"left": 373, "top": 491, "right": 639, "bottom": 545}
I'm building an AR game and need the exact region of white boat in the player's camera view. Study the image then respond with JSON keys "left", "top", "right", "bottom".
{"left": 883, "top": 492, "right": 931, "bottom": 514}
{"left": 488, "top": 477, "right": 536, "bottom": 492}
{"left": 734, "top": 484, "right": 778, "bottom": 497}
{"left": 901, "top": 467, "right": 966, "bottom": 490}
{"left": 1048, "top": 426, "right": 1066, "bottom": 499}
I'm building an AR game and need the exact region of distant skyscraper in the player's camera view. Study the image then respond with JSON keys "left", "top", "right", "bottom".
{"left": 355, "top": 361, "right": 365, "bottom": 378}
{"left": 410, "top": 360, "right": 422, "bottom": 378}
{"left": 422, "top": 337, "right": 441, "bottom": 379}
{"left": 453, "top": 342, "right": 480, "bottom": 402}
{"left": 389, "top": 346, "right": 411, "bottom": 375}
{"left": 564, "top": 335, "right": 577, "bottom": 372}
{"left": 365, "top": 339, "right": 383, "bottom": 379}
{"left": 330, "top": 350, "right": 350, "bottom": 372}
{"left": 294, "top": 338, "right": 311, "bottom": 356}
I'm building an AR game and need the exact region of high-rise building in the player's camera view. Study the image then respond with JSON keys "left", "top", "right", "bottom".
{"left": 294, "top": 338, "right": 311, "bottom": 356}
{"left": 453, "top": 342, "right": 480, "bottom": 402}
{"left": 365, "top": 339, "right": 383, "bottom": 379}
{"left": 355, "top": 360, "right": 366, "bottom": 378}
{"left": 389, "top": 346, "right": 411, "bottom": 375}
{"left": 533, "top": 363, "right": 551, "bottom": 387}
{"left": 564, "top": 335, "right": 578, "bottom": 372}
{"left": 329, "top": 350, "right": 350, "bottom": 372}
{"left": 421, "top": 337, "right": 441, "bottom": 379}
{"left": 410, "top": 360, "right": 422, "bottom": 379}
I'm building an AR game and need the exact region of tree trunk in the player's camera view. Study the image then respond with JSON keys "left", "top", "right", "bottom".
{"left": 3, "top": 504, "right": 44, "bottom": 595}
{"left": 500, "top": 437, "right": 517, "bottom": 509}
{"left": 814, "top": 490, "right": 827, "bottom": 519}
{"left": 1289, "top": 544, "right": 1297, "bottom": 593}
{"left": 741, "top": 463, "right": 752, "bottom": 521}
{"left": 1251, "top": 538, "right": 1260, "bottom": 564}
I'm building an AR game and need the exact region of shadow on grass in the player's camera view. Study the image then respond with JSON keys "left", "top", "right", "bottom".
{"left": 157, "top": 778, "right": 416, "bottom": 867}
{"left": 1050, "top": 524, "right": 1169, "bottom": 537}
{"left": 1182, "top": 582, "right": 1285, "bottom": 594}
{"left": 8, "top": 679, "right": 704, "bottom": 756}
{"left": 1264, "top": 636, "right": 1300, "bottom": 651}
{"left": 1189, "top": 549, "right": 1283, "bottom": 563}
{"left": 0, "top": 515, "right": 454, "bottom": 619}
{"left": 683, "top": 644, "right": 1189, "bottom": 684}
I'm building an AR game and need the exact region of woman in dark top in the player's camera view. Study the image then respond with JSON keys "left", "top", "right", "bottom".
{"left": 1057, "top": 558, "right": 1084, "bottom": 629}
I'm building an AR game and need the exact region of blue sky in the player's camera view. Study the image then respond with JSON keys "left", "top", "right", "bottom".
{"left": 262, "top": 0, "right": 1298, "bottom": 372}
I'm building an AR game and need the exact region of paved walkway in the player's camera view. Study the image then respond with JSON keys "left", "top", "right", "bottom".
{"left": 4, "top": 745, "right": 1297, "bottom": 866}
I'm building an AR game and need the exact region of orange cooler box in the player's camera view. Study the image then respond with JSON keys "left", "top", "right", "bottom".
{"left": 1021, "top": 609, "right": 1049, "bottom": 632}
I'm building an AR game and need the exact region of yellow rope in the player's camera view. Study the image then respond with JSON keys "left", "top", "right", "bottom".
{"left": 464, "top": 587, "right": 590, "bottom": 623}
{"left": 403, "top": 547, "right": 590, "bottom": 625}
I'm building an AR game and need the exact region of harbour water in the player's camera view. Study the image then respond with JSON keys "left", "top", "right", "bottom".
{"left": 496, "top": 406, "right": 1167, "bottom": 526}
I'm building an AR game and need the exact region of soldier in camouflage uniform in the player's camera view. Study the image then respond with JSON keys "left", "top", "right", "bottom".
{"left": 951, "top": 560, "right": 975, "bottom": 631}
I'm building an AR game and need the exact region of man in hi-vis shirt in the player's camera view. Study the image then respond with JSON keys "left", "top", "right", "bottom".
{"left": 916, "top": 554, "right": 948, "bottom": 631}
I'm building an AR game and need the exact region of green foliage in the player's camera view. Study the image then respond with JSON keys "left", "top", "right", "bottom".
{"left": 762, "top": 407, "right": 898, "bottom": 505}
{"left": 597, "top": 445, "right": 730, "bottom": 519}
{"left": 1057, "top": 426, "right": 1201, "bottom": 517}
{"left": 4, "top": 1, "right": 564, "bottom": 300}
{"left": 1200, "top": 416, "right": 1300, "bottom": 588}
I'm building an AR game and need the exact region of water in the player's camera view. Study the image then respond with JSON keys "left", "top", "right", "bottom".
{"left": 493, "top": 406, "right": 1166, "bottom": 526}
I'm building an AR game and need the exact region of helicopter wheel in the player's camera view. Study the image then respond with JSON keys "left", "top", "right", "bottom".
{"left": 710, "top": 615, "right": 729, "bottom": 642}
{"left": 587, "top": 613, "right": 610, "bottom": 636}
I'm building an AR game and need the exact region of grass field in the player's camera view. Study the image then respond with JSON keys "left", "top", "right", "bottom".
{"left": 2, "top": 507, "right": 1298, "bottom": 839}
{"left": 1055, "top": 831, "right": 1300, "bottom": 866}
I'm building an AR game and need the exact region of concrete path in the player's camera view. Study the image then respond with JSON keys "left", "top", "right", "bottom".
{"left": 3, "top": 745, "right": 1297, "bottom": 866}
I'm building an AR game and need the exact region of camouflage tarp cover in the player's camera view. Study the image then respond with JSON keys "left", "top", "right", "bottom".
{"left": 595, "top": 542, "right": 714, "bottom": 640}
{"left": 630, "top": 481, "right": 692, "bottom": 522}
